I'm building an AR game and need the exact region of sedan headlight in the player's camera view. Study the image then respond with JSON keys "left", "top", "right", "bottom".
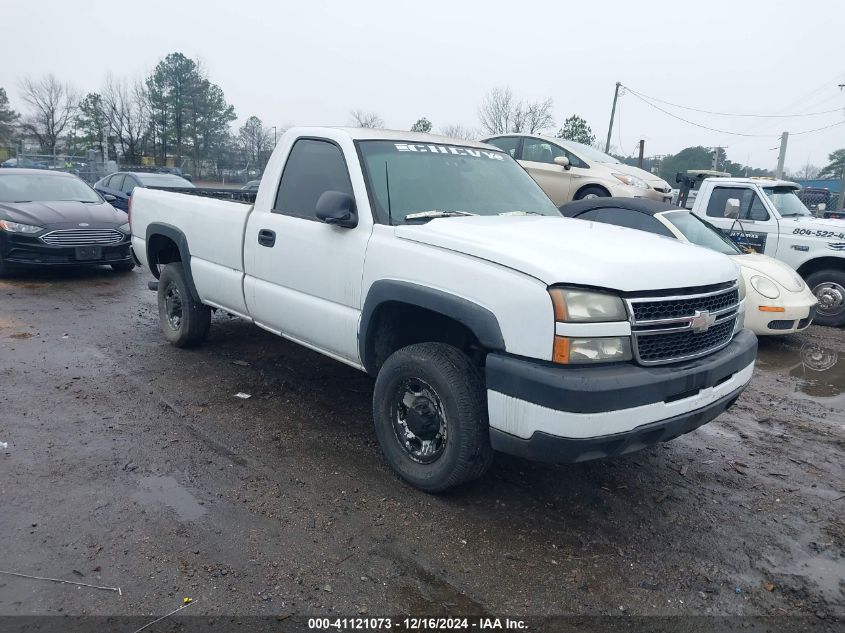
{"left": 750, "top": 275, "right": 780, "bottom": 299}
{"left": 548, "top": 288, "right": 627, "bottom": 322}
{"left": 612, "top": 173, "right": 649, "bottom": 189}
{"left": 118, "top": 223, "right": 131, "bottom": 233}
{"left": 0, "top": 219, "right": 43, "bottom": 234}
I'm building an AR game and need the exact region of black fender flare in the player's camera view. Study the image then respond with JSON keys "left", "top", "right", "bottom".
{"left": 359, "top": 280, "right": 505, "bottom": 374}
{"left": 145, "top": 223, "right": 200, "bottom": 302}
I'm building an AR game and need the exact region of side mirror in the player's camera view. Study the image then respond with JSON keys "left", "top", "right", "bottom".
{"left": 554, "top": 156, "right": 571, "bottom": 170}
{"left": 103, "top": 194, "right": 116, "bottom": 203}
{"left": 724, "top": 198, "right": 741, "bottom": 219}
{"left": 316, "top": 191, "right": 357, "bottom": 228}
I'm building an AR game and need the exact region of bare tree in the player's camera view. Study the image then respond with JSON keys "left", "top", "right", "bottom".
{"left": 478, "top": 87, "right": 517, "bottom": 135}
{"left": 350, "top": 110, "right": 384, "bottom": 128}
{"left": 238, "top": 115, "right": 272, "bottom": 171}
{"left": 102, "top": 76, "right": 150, "bottom": 165}
{"left": 19, "top": 74, "right": 79, "bottom": 153}
{"left": 478, "top": 86, "right": 554, "bottom": 135}
{"left": 439, "top": 124, "right": 479, "bottom": 141}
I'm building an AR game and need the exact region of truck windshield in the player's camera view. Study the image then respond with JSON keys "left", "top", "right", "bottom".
{"left": 763, "top": 187, "right": 811, "bottom": 217}
{"left": 357, "top": 140, "right": 560, "bottom": 224}
{"left": 660, "top": 210, "right": 742, "bottom": 255}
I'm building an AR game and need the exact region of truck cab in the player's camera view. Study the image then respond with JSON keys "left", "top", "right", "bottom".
{"left": 690, "top": 177, "right": 845, "bottom": 327}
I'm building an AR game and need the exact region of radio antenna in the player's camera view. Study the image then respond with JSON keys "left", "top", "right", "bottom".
{"left": 384, "top": 161, "right": 393, "bottom": 226}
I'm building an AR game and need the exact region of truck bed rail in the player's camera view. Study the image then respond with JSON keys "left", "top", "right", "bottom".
{"left": 148, "top": 187, "right": 257, "bottom": 204}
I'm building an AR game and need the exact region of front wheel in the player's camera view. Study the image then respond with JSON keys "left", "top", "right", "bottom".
{"left": 574, "top": 186, "right": 609, "bottom": 200}
{"left": 373, "top": 343, "right": 493, "bottom": 493}
{"left": 806, "top": 269, "right": 845, "bottom": 328}
{"left": 157, "top": 263, "right": 211, "bottom": 347}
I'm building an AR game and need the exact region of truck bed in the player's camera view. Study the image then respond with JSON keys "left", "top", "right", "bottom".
{"left": 131, "top": 187, "right": 254, "bottom": 316}
{"left": 150, "top": 187, "right": 257, "bottom": 204}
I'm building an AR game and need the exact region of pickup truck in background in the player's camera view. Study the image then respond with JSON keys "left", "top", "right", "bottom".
{"left": 687, "top": 177, "right": 845, "bottom": 327}
{"left": 131, "top": 127, "right": 757, "bottom": 492}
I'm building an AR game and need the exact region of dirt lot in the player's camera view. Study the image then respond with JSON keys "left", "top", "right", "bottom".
{"left": 0, "top": 267, "right": 842, "bottom": 628}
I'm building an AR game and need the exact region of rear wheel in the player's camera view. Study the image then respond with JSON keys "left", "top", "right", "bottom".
{"left": 806, "top": 269, "right": 845, "bottom": 328}
{"left": 373, "top": 343, "right": 493, "bottom": 493}
{"left": 157, "top": 263, "right": 211, "bottom": 347}
{"left": 575, "top": 186, "right": 609, "bottom": 200}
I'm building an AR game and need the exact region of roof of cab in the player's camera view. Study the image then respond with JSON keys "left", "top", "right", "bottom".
{"left": 289, "top": 126, "right": 498, "bottom": 150}
{"left": 560, "top": 197, "right": 680, "bottom": 217}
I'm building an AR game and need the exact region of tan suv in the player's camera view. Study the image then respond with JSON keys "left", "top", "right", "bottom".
{"left": 482, "top": 134, "right": 673, "bottom": 207}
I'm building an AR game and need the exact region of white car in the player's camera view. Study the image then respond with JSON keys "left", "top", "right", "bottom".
{"left": 561, "top": 198, "right": 817, "bottom": 336}
{"left": 130, "top": 127, "right": 756, "bottom": 492}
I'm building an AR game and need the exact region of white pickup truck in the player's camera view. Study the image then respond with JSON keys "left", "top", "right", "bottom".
{"left": 687, "top": 177, "right": 845, "bottom": 327}
{"left": 131, "top": 127, "right": 757, "bottom": 492}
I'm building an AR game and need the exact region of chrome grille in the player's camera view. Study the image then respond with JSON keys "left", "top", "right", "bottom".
{"left": 41, "top": 228, "right": 125, "bottom": 247}
{"left": 627, "top": 285, "right": 739, "bottom": 365}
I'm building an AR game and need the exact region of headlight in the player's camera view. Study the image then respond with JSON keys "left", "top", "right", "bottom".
{"left": 0, "top": 220, "right": 43, "bottom": 234}
{"left": 548, "top": 288, "right": 627, "bottom": 322}
{"left": 553, "top": 336, "right": 632, "bottom": 364}
{"left": 750, "top": 275, "right": 780, "bottom": 299}
{"left": 611, "top": 173, "right": 649, "bottom": 189}
{"left": 118, "top": 223, "right": 131, "bottom": 233}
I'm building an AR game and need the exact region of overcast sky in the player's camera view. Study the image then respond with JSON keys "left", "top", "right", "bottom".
{"left": 3, "top": 0, "right": 843, "bottom": 173}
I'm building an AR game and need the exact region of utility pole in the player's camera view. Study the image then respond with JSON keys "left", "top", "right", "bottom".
{"left": 838, "top": 85, "right": 845, "bottom": 209}
{"left": 637, "top": 140, "right": 645, "bottom": 169}
{"left": 775, "top": 131, "right": 788, "bottom": 179}
{"left": 604, "top": 82, "right": 621, "bottom": 154}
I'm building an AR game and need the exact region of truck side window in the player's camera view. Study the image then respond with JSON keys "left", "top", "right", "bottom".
{"left": 273, "top": 139, "right": 353, "bottom": 219}
{"left": 706, "top": 187, "right": 769, "bottom": 221}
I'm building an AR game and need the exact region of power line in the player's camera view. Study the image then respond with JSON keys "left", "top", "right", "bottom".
{"left": 623, "top": 85, "right": 843, "bottom": 118}
{"left": 625, "top": 89, "right": 845, "bottom": 138}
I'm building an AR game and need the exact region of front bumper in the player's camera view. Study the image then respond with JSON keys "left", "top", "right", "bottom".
{"left": 745, "top": 293, "right": 817, "bottom": 335}
{"left": 608, "top": 183, "right": 673, "bottom": 203}
{"left": 0, "top": 231, "right": 132, "bottom": 266}
{"left": 485, "top": 329, "right": 757, "bottom": 463}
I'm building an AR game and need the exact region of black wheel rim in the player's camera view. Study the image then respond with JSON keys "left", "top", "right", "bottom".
{"left": 392, "top": 377, "right": 448, "bottom": 464}
{"left": 813, "top": 281, "right": 845, "bottom": 318}
{"left": 164, "top": 283, "right": 183, "bottom": 331}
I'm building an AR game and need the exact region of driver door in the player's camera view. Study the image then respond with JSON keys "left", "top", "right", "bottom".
{"left": 243, "top": 138, "right": 371, "bottom": 365}
{"left": 702, "top": 185, "right": 779, "bottom": 255}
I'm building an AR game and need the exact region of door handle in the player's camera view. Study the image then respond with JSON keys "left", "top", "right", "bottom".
{"left": 258, "top": 229, "right": 276, "bottom": 247}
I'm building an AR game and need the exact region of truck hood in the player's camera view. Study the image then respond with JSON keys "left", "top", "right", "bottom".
{"left": 731, "top": 253, "right": 805, "bottom": 292}
{"left": 0, "top": 200, "right": 125, "bottom": 229}
{"left": 395, "top": 216, "right": 739, "bottom": 291}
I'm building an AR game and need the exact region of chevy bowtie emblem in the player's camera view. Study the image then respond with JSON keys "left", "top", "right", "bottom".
{"left": 689, "top": 309, "right": 717, "bottom": 333}
{"left": 78, "top": 222, "right": 90, "bottom": 227}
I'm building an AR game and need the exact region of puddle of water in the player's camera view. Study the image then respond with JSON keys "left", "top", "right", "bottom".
{"left": 133, "top": 475, "right": 207, "bottom": 522}
{"left": 756, "top": 338, "right": 845, "bottom": 406}
{"left": 764, "top": 542, "right": 845, "bottom": 604}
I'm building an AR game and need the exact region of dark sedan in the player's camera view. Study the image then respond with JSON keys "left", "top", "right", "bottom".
{"left": 0, "top": 169, "right": 134, "bottom": 276}
{"left": 93, "top": 171, "right": 195, "bottom": 211}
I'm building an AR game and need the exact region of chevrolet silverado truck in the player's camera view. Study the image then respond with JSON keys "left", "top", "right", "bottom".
{"left": 688, "top": 177, "right": 845, "bottom": 327}
{"left": 131, "top": 127, "right": 757, "bottom": 492}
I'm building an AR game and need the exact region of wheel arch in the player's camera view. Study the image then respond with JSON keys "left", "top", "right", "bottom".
{"left": 145, "top": 223, "right": 200, "bottom": 302}
{"left": 796, "top": 256, "right": 845, "bottom": 279}
{"left": 359, "top": 281, "right": 506, "bottom": 376}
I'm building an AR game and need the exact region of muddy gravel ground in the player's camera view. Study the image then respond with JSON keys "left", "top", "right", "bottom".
{"left": 0, "top": 267, "right": 842, "bottom": 629}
